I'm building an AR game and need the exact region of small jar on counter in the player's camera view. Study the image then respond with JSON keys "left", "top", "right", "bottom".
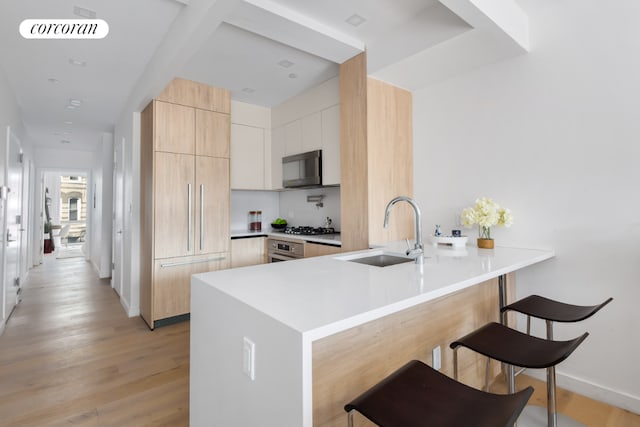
{"left": 248, "top": 211, "right": 262, "bottom": 231}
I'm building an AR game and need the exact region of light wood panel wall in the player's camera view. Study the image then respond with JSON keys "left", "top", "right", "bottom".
{"left": 366, "top": 78, "right": 414, "bottom": 245}
{"left": 339, "top": 53, "right": 415, "bottom": 251}
{"left": 140, "top": 102, "right": 155, "bottom": 326}
{"left": 312, "top": 273, "right": 515, "bottom": 427}
{"left": 339, "top": 53, "right": 369, "bottom": 252}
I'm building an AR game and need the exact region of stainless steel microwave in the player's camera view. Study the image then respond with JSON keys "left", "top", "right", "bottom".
{"left": 282, "top": 149, "right": 322, "bottom": 188}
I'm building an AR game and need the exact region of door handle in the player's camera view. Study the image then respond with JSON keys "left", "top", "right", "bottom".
{"left": 200, "top": 184, "right": 204, "bottom": 251}
{"left": 187, "top": 184, "right": 192, "bottom": 252}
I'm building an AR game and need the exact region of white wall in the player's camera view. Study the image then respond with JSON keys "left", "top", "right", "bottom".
{"left": 230, "top": 190, "right": 279, "bottom": 231}
{"left": 412, "top": 0, "right": 640, "bottom": 411}
{"left": 0, "top": 67, "right": 32, "bottom": 333}
{"left": 113, "top": 110, "right": 140, "bottom": 317}
{"left": 90, "top": 133, "right": 114, "bottom": 278}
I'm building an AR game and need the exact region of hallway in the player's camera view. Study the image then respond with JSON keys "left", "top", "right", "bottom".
{"left": 0, "top": 256, "right": 189, "bottom": 426}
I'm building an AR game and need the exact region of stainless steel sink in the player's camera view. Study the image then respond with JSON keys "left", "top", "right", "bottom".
{"left": 346, "top": 253, "right": 414, "bottom": 267}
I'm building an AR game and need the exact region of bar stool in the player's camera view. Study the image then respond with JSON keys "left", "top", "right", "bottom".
{"left": 450, "top": 322, "right": 588, "bottom": 427}
{"left": 344, "top": 359, "right": 533, "bottom": 427}
{"left": 502, "top": 295, "right": 613, "bottom": 340}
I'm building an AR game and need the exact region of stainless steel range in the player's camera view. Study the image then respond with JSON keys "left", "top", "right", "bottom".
{"left": 283, "top": 226, "right": 336, "bottom": 236}
{"left": 267, "top": 238, "right": 304, "bottom": 262}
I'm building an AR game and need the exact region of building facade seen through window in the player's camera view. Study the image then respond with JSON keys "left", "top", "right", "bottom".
{"left": 60, "top": 176, "right": 87, "bottom": 243}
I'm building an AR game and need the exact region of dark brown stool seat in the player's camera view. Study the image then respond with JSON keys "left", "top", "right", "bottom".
{"left": 450, "top": 322, "right": 588, "bottom": 427}
{"left": 502, "top": 295, "right": 612, "bottom": 338}
{"left": 344, "top": 359, "right": 533, "bottom": 427}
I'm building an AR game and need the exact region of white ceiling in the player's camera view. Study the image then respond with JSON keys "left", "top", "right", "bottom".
{"left": 0, "top": 0, "right": 544, "bottom": 152}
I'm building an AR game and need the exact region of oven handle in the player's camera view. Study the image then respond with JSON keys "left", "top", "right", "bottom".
{"left": 269, "top": 252, "right": 299, "bottom": 262}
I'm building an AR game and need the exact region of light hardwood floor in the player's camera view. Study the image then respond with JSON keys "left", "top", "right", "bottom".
{"left": 0, "top": 255, "right": 189, "bottom": 426}
{"left": 1, "top": 256, "right": 638, "bottom": 426}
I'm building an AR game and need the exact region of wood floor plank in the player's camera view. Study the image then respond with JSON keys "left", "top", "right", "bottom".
{"left": 0, "top": 256, "right": 189, "bottom": 426}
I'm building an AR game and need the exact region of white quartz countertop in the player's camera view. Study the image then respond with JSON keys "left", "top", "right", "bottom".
{"left": 230, "top": 229, "right": 341, "bottom": 246}
{"left": 193, "top": 243, "right": 553, "bottom": 341}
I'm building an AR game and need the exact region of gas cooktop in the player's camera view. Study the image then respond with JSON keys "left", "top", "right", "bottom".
{"left": 283, "top": 226, "right": 337, "bottom": 236}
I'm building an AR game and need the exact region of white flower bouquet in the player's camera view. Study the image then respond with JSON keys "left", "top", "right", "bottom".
{"left": 461, "top": 197, "right": 513, "bottom": 240}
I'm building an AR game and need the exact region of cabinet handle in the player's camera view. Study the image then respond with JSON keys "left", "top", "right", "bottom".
{"left": 200, "top": 184, "right": 204, "bottom": 251}
{"left": 160, "top": 256, "right": 226, "bottom": 268}
{"left": 187, "top": 184, "right": 192, "bottom": 252}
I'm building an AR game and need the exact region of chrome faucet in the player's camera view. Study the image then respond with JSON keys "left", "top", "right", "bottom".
{"left": 383, "top": 196, "right": 424, "bottom": 264}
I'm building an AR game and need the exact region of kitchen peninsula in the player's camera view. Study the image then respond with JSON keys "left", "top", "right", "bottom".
{"left": 190, "top": 243, "right": 554, "bottom": 427}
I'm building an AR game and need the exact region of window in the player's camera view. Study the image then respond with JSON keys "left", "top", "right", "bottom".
{"left": 69, "top": 198, "right": 79, "bottom": 221}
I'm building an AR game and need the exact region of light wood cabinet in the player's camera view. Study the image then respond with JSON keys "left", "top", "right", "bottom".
{"left": 196, "top": 109, "right": 230, "bottom": 158}
{"left": 304, "top": 242, "right": 342, "bottom": 258}
{"left": 231, "top": 237, "right": 266, "bottom": 268}
{"left": 155, "top": 102, "right": 195, "bottom": 154}
{"left": 153, "top": 254, "right": 230, "bottom": 319}
{"left": 140, "top": 82, "right": 231, "bottom": 329}
{"left": 154, "top": 152, "right": 193, "bottom": 259}
{"left": 195, "top": 156, "right": 230, "bottom": 254}
{"left": 157, "top": 77, "right": 230, "bottom": 114}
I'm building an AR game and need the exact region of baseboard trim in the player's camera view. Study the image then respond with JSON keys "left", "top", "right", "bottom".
{"left": 526, "top": 369, "right": 640, "bottom": 414}
{"left": 119, "top": 296, "right": 140, "bottom": 318}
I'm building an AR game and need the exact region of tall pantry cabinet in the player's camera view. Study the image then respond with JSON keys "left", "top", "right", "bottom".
{"left": 140, "top": 78, "right": 231, "bottom": 329}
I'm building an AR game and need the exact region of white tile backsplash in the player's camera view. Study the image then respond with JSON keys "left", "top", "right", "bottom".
{"left": 278, "top": 187, "right": 341, "bottom": 230}
{"left": 230, "top": 187, "right": 341, "bottom": 232}
{"left": 230, "top": 190, "right": 280, "bottom": 231}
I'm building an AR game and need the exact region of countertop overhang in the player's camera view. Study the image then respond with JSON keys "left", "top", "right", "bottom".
{"left": 193, "top": 243, "right": 554, "bottom": 341}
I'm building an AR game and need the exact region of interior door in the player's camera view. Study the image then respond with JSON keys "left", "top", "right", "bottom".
{"left": 195, "top": 156, "right": 229, "bottom": 255}
{"left": 112, "top": 137, "right": 124, "bottom": 295}
{"left": 154, "top": 152, "right": 194, "bottom": 259}
{"left": 4, "top": 127, "right": 23, "bottom": 320}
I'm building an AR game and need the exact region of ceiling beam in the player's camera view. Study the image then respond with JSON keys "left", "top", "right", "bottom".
{"left": 225, "top": 0, "right": 364, "bottom": 64}
{"left": 439, "top": 0, "right": 529, "bottom": 52}
{"left": 371, "top": 0, "right": 529, "bottom": 91}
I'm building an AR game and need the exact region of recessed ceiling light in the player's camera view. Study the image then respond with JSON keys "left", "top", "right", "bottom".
{"left": 48, "top": 78, "right": 60, "bottom": 84}
{"left": 66, "top": 99, "right": 82, "bottom": 110}
{"left": 61, "top": 140, "right": 71, "bottom": 144}
{"left": 346, "top": 14, "right": 367, "bottom": 27}
{"left": 64, "top": 121, "right": 73, "bottom": 125}
{"left": 288, "top": 73, "right": 298, "bottom": 79}
{"left": 69, "top": 58, "right": 87, "bottom": 67}
{"left": 278, "top": 59, "right": 295, "bottom": 68}
{"left": 73, "top": 5, "right": 96, "bottom": 18}
{"left": 242, "top": 87, "right": 256, "bottom": 93}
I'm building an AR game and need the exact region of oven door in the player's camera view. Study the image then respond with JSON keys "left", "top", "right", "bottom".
{"left": 268, "top": 252, "right": 298, "bottom": 263}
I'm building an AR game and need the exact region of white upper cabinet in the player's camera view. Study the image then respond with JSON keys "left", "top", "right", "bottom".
{"left": 321, "top": 105, "right": 340, "bottom": 185}
{"left": 301, "top": 112, "right": 322, "bottom": 153}
{"left": 231, "top": 124, "right": 265, "bottom": 190}
{"left": 230, "top": 101, "right": 271, "bottom": 190}
{"left": 271, "top": 126, "right": 284, "bottom": 190}
{"left": 284, "top": 120, "right": 302, "bottom": 156}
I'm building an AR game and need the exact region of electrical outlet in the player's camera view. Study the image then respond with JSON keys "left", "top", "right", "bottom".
{"left": 432, "top": 345, "right": 441, "bottom": 371}
{"left": 243, "top": 337, "right": 255, "bottom": 380}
